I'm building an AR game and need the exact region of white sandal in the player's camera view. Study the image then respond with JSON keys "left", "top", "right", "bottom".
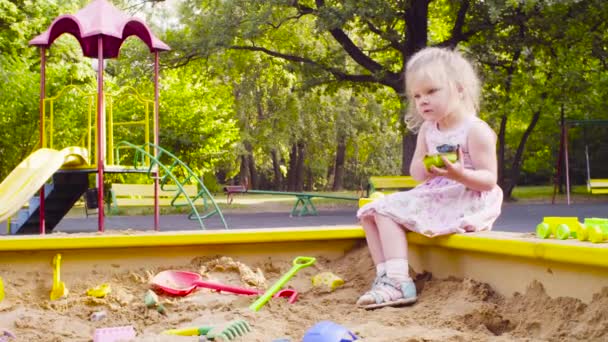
{"left": 359, "top": 277, "right": 417, "bottom": 310}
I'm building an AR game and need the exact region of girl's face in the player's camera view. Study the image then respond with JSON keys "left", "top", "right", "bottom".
{"left": 410, "top": 76, "right": 458, "bottom": 123}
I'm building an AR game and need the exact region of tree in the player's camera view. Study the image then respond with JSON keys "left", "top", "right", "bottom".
{"left": 0, "top": 0, "right": 86, "bottom": 178}
{"left": 168, "top": 0, "right": 514, "bottom": 174}
{"left": 471, "top": 0, "right": 608, "bottom": 199}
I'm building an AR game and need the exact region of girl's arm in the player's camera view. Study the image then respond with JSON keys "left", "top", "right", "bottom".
{"left": 409, "top": 122, "right": 431, "bottom": 181}
{"left": 430, "top": 122, "right": 498, "bottom": 192}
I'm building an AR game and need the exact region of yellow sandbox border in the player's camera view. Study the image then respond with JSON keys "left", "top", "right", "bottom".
{"left": 0, "top": 227, "right": 606, "bottom": 269}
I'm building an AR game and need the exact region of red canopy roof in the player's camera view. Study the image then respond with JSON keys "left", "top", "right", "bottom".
{"left": 29, "top": 0, "right": 170, "bottom": 58}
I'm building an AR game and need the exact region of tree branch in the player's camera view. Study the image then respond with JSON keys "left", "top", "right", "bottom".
{"left": 436, "top": 1, "right": 494, "bottom": 48}
{"left": 229, "top": 44, "right": 389, "bottom": 85}
{"left": 364, "top": 20, "right": 403, "bottom": 51}
{"left": 313, "top": 0, "right": 385, "bottom": 74}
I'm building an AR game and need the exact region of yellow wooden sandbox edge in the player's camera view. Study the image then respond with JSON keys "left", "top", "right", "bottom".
{"left": 0, "top": 227, "right": 606, "bottom": 269}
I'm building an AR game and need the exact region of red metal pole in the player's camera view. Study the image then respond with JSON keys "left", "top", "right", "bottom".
{"left": 564, "top": 124, "right": 571, "bottom": 205}
{"left": 97, "top": 37, "right": 105, "bottom": 232}
{"left": 553, "top": 116, "right": 565, "bottom": 204}
{"left": 153, "top": 52, "right": 160, "bottom": 231}
{"left": 39, "top": 47, "right": 46, "bottom": 235}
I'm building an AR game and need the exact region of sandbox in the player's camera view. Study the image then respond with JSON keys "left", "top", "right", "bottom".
{"left": 0, "top": 228, "right": 607, "bottom": 341}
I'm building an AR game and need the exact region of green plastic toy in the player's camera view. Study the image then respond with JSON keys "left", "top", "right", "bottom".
{"left": 423, "top": 152, "right": 458, "bottom": 171}
{"left": 163, "top": 319, "right": 251, "bottom": 340}
{"left": 581, "top": 218, "right": 608, "bottom": 243}
{"left": 537, "top": 217, "right": 608, "bottom": 243}
{"left": 536, "top": 217, "right": 580, "bottom": 239}
{"left": 249, "top": 256, "right": 316, "bottom": 312}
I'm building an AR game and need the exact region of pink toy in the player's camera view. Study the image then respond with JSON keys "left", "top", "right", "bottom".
{"left": 151, "top": 270, "right": 299, "bottom": 302}
{"left": 0, "top": 329, "right": 16, "bottom": 341}
{"left": 93, "top": 326, "right": 136, "bottom": 342}
{"left": 151, "top": 270, "right": 261, "bottom": 296}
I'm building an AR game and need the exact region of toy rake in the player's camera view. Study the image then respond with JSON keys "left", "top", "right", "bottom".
{"left": 162, "top": 319, "right": 251, "bottom": 340}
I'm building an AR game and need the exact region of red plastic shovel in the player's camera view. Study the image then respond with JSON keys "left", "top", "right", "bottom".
{"left": 151, "top": 270, "right": 299, "bottom": 302}
{"left": 151, "top": 270, "right": 260, "bottom": 296}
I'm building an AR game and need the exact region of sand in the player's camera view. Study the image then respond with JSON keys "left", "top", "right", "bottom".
{"left": 0, "top": 245, "right": 607, "bottom": 341}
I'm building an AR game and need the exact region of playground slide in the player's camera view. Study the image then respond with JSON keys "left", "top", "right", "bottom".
{"left": 0, "top": 147, "right": 88, "bottom": 222}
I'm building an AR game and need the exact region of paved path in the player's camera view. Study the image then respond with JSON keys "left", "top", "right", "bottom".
{"left": 2, "top": 202, "right": 606, "bottom": 235}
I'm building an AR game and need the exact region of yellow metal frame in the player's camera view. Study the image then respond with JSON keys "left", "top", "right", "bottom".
{"left": 0, "top": 227, "right": 364, "bottom": 251}
{"left": 42, "top": 85, "right": 153, "bottom": 168}
{"left": 0, "top": 228, "right": 606, "bottom": 269}
{"left": 106, "top": 86, "right": 153, "bottom": 165}
{"left": 1, "top": 228, "right": 607, "bottom": 304}
{"left": 43, "top": 85, "right": 94, "bottom": 154}
{"left": 407, "top": 231, "right": 608, "bottom": 268}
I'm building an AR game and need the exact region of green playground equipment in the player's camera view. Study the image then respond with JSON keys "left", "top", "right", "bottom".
{"left": 115, "top": 141, "right": 227, "bottom": 230}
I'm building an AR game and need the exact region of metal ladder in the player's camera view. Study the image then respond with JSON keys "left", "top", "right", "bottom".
{"left": 115, "top": 141, "right": 228, "bottom": 229}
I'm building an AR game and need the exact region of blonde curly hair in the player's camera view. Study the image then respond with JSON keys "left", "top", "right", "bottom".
{"left": 404, "top": 47, "right": 481, "bottom": 132}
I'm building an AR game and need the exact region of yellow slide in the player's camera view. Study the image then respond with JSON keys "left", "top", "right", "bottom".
{"left": 0, "top": 147, "right": 89, "bottom": 223}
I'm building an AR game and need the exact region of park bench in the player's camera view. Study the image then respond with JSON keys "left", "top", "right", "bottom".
{"left": 360, "top": 175, "right": 420, "bottom": 207}
{"left": 223, "top": 186, "right": 358, "bottom": 216}
{"left": 110, "top": 183, "right": 199, "bottom": 213}
{"left": 588, "top": 179, "right": 608, "bottom": 194}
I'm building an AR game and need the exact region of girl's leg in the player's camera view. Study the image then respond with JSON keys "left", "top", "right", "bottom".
{"left": 357, "top": 213, "right": 417, "bottom": 309}
{"left": 375, "top": 214, "right": 409, "bottom": 281}
{"left": 356, "top": 215, "right": 386, "bottom": 304}
{"left": 360, "top": 215, "right": 385, "bottom": 266}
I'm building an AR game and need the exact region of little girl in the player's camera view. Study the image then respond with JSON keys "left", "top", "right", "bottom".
{"left": 356, "top": 47, "right": 503, "bottom": 309}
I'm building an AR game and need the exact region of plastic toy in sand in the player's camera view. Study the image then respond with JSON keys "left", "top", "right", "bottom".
{"left": 150, "top": 270, "right": 300, "bottom": 303}
{"left": 50, "top": 254, "right": 68, "bottom": 300}
{"left": 0, "top": 329, "right": 15, "bottom": 342}
{"left": 249, "top": 256, "right": 316, "bottom": 312}
{"left": 162, "top": 319, "right": 251, "bottom": 340}
{"left": 0, "top": 276, "right": 4, "bottom": 302}
{"left": 302, "top": 321, "right": 358, "bottom": 342}
{"left": 0, "top": 330, "right": 15, "bottom": 342}
{"left": 87, "top": 283, "right": 111, "bottom": 298}
{"left": 144, "top": 289, "right": 167, "bottom": 315}
{"left": 93, "top": 326, "right": 136, "bottom": 342}
{"left": 151, "top": 270, "right": 261, "bottom": 296}
{"left": 311, "top": 272, "right": 344, "bottom": 291}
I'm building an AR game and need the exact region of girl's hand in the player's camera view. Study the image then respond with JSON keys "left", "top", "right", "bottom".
{"left": 429, "top": 147, "right": 465, "bottom": 181}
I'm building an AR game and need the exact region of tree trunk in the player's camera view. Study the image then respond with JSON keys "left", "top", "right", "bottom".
{"left": 270, "top": 148, "right": 282, "bottom": 190}
{"left": 505, "top": 108, "right": 543, "bottom": 198}
{"left": 326, "top": 163, "right": 335, "bottom": 191}
{"left": 295, "top": 141, "right": 306, "bottom": 192}
{"left": 305, "top": 166, "right": 313, "bottom": 191}
{"left": 401, "top": 133, "right": 417, "bottom": 175}
{"left": 404, "top": 0, "right": 429, "bottom": 59}
{"left": 497, "top": 46, "right": 522, "bottom": 200}
{"left": 239, "top": 154, "right": 249, "bottom": 187}
{"left": 287, "top": 142, "right": 297, "bottom": 191}
{"left": 400, "top": 0, "right": 429, "bottom": 174}
{"left": 332, "top": 136, "right": 346, "bottom": 191}
{"left": 244, "top": 141, "right": 258, "bottom": 189}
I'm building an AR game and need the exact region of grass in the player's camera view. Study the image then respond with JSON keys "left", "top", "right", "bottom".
{"left": 510, "top": 185, "right": 607, "bottom": 203}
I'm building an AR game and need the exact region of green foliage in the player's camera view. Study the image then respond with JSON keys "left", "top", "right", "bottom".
{"left": 0, "top": 0, "right": 91, "bottom": 178}
{"left": 0, "top": 55, "right": 39, "bottom": 179}
{"left": 3, "top": 0, "right": 608, "bottom": 195}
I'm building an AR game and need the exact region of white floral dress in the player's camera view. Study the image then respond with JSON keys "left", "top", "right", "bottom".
{"left": 357, "top": 118, "right": 503, "bottom": 237}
